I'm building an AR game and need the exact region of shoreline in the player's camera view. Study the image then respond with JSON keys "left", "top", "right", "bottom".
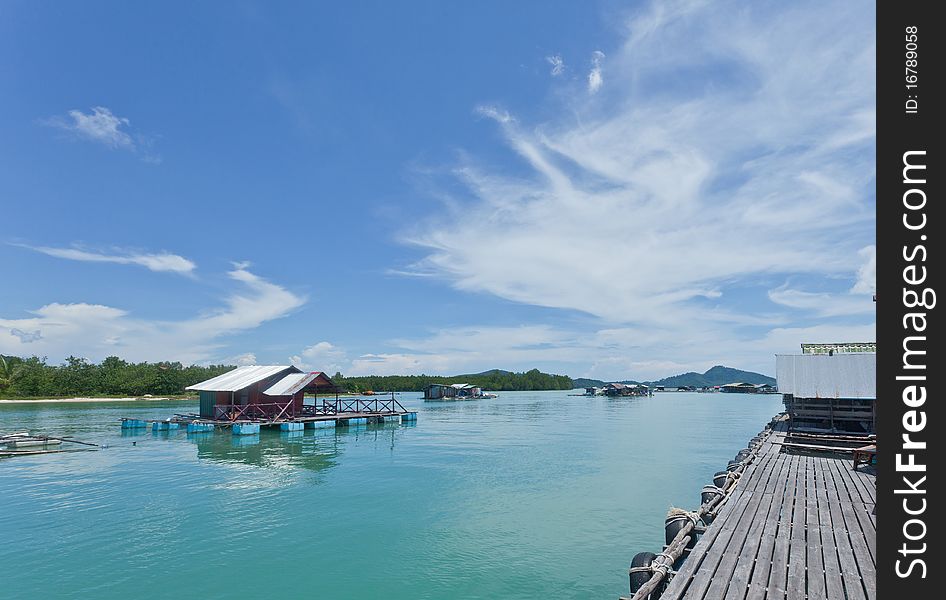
{"left": 0, "top": 396, "right": 194, "bottom": 404}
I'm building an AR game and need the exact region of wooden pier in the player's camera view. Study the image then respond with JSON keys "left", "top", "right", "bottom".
{"left": 624, "top": 420, "right": 876, "bottom": 600}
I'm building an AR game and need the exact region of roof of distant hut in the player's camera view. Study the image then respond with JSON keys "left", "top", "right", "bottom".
{"left": 186, "top": 365, "right": 300, "bottom": 392}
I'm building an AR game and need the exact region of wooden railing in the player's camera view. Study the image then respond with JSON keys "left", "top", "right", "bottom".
{"left": 305, "top": 394, "right": 408, "bottom": 416}
{"left": 213, "top": 402, "right": 298, "bottom": 421}
{"left": 214, "top": 394, "right": 408, "bottom": 422}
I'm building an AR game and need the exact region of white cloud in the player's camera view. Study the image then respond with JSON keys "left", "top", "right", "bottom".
{"left": 346, "top": 326, "right": 576, "bottom": 376}
{"left": 850, "top": 245, "right": 876, "bottom": 294}
{"left": 546, "top": 54, "right": 565, "bottom": 76}
{"left": 349, "top": 353, "right": 437, "bottom": 376}
{"left": 404, "top": 0, "right": 875, "bottom": 365}
{"left": 587, "top": 50, "right": 605, "bottom": 93}
{"left": 43, "top": 106, "right": 160, "bottom": 162}
{"left": 46, "top": 106, "right": 134, "bottom": 149}
{"left": 290, "top": 341, "right": 347, "bottom": 374}
{"left": 0, "top": 265, "right": 305, "bottom": 364}
{"left": 475, "top": 105, "right": 514, "bottom": 124}
{"left": 767, "top": 286, "right": 875, "bottom": 318}
{"left": 21, "top": 244, "right": 197, "bottom": 275}
{"left": 223, "top": 353, "right": 258, "bottom": 366}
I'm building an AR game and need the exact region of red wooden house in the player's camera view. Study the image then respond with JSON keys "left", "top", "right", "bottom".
{"left": 186, "top": 365, "right": 337, "bottom": 421}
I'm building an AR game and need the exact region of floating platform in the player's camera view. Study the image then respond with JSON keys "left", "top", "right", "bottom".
{"left": 232, "top": 423, "right": 260, "bottom": 435}
{"left": 628, "top": 421, "right": 876, "bottom": 600}
{"left": 186, "top": 422, "right": 215, "bottom": 433}
{"left": 120, "top": 409, "right": 419, "bottom": 436}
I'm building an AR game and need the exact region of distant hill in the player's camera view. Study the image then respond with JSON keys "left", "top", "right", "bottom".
{"left": 572, "top": 378, "right": 606, "bottom": 388}
{"left": 652, "top": 366, "right": 775, "bottom": 388}
{"left": 572, "top": 366, "right": 774, "bottom": 389}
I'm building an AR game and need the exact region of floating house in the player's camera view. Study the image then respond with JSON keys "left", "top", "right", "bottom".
{"left": 776, "top": 346, "right": 876, "bottom": 433}
{"left": 186, "top": 365, "right": 337, "bottom": 420}
{"left": 424, "top": 383, "right": 494, "bottom": 401}
{"left": 719, "top": 382, "right": 760, "bottom": 394}
{"left": 603, "top": 382, "right": 649, "bottom": 397}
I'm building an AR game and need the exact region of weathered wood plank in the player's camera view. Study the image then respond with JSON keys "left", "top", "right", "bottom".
{"left": 786, "top": 456, "right": 809, "bottom": 599}
{"left": 823, "top": 458, "right": 876, "bottom": 600}
{"left": 814, "top": 457, "right": 847, "bottom": 600}
{"left": 723, "top": 492, "right": 776, "bottom": 600}
{"left": 701, "top": 492, "right": 767, "bottom": 599}
{"left": 805, "top": 498, "right": 827, "bottom": 600}
{"left": 825, "top": 460, "right": 868, "bottom": 600}
{"left": 766, "top": 453, "right": 800, "bottom": 599}
{"left": 747, "top": 451, "right": 793, "bottom": 598}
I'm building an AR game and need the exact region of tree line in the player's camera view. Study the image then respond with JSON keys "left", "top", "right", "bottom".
{"left": 0, "top": 355, "right": 234, "bottom": 398}
{"left": 0, "top": 356, "right": 574, "bottom": 398}
{"left": 332, "top": 369, "right": 574, "bottom": 393}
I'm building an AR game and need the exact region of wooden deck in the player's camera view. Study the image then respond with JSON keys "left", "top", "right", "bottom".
{"left": 658, "top": 426, "right": 876, "bottom": 600}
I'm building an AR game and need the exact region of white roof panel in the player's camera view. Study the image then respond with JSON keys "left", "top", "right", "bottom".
{"left": 262, "top": 372, "right": 320, "bottom": 397}
{"left": 186, "top": 365, "right": 298, "bottom": 392}
{"left": 776, "top": 354, "right": 876, "bottom": 399}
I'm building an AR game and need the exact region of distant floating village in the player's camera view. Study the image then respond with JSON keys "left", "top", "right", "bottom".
{"left": 583, "top": 381, "right": 777, "bottom": 397}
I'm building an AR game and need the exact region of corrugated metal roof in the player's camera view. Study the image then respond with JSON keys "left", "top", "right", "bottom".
{"left": 776, "top": 354, "right": 876, "bottom": 399}
{"left": 262, "top": 372, "right": 321, "bottom": 397}
{"left": 185, "top": 365, "right": 299, "bottom": 392}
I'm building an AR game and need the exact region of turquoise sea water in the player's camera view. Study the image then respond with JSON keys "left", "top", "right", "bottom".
{"left": 0, "top": 391, "right": 782, "bottom": 599}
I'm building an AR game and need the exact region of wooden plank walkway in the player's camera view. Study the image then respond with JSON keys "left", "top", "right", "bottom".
{"left": 659, "top": 426, "right": 876, "bottom": 600}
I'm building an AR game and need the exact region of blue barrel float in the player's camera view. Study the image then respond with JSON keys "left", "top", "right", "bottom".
{"left": 279, "top": 422, "right": 304, "bottom": 432}
{"left": 152, "top": 421, "right": 179, "bottom": 431}
{"left": 121, "top": 418, "right": 149, "bottom": 429}
{"left": 346, "top": 417, "right": 368, "bottom": 427}
{"left": 306, "top": 420, "right": 336, "bottom": 429}
{"left": 382, "top": 415, "right": 401, "bottom": 423}
{"left": 232, "top": 423, "right": 260, "bottom": 435}
{"left": 186, "top": 422, "right": 215, "bottom": 433}
{"left": 401, "top": 412, "right": 418, "bottom": 423}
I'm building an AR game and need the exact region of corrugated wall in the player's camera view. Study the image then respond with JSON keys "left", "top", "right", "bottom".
{"left": 776, "top": 353, "right": 876, "bottom": 399}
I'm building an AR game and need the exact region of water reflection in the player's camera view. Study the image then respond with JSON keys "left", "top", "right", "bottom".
{"left": 189, "top": 422, "right": 409, "bottom": 473}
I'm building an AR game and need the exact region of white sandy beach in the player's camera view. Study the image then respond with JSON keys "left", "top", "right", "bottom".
{"left": 0, "top": 397, "right": 188, "bottom": 404}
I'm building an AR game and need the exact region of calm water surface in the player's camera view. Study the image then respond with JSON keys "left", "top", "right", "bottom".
{"left": 0, "top": 391, "right": 782, "bottom": 599}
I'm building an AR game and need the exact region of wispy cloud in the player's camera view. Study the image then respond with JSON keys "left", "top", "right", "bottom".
{"left": 401, "top": 0, "right": 875, "bottom": 375}
{"left": 767, "top": 286, "right": 875, "bottom": 318}
{"left": 43, "top": 106, "right": 160, "bottom": 162}
{"left": 0, "top": 265, "right": 306, "bottom": 364}
{"left": 290, "top": 341, "right": 347, "bottom": 374}
{"left": 546, "top": 54, "right": 565, "bottom": 76}
{"left": 337, "top": 319, "right": 874, "bottom": 380}
{"left": 20, "top": 244, "right": 196, "bottom": 275}
{"left": 47, "top": 106, "right": 133, "bottom": 148}
{"left": 850, "top": 245, "right": 876, "bottom": 294}
{"left": 587, "top": 50, "right": 605, "bottom": 93}
{"left": 223, "top": 352, "right": 258, "bottom": 366}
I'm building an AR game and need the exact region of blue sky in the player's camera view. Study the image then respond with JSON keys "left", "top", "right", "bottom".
{"left": 0, "top": 0, "right": 875, "bottom": 380}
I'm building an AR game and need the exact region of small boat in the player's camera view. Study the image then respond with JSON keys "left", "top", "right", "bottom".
{"left": 1, "top": 433, "right": 63, "bottom": 448}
